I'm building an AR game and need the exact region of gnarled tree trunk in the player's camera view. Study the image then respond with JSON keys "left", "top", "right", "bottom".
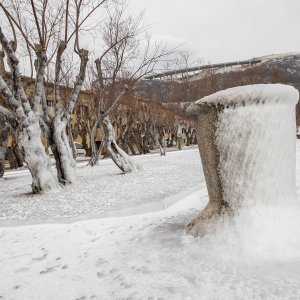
{"left": 47, "top": 118, "right": 76, "bottom": 185}
{"left": 102, "top": 114, "right": 140, "bottom": 173}
{"left": 19, "top": 113, "right": 59, "bottom": 193}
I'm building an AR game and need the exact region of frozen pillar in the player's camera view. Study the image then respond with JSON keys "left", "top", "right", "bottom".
{"left": 186, "top": 84, "right": 299, "bottom": 236}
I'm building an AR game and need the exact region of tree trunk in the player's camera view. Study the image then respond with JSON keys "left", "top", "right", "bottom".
{"left": 67, "top": 121, "right": 77, "bottom": 160}
{"left": 49, "top": 119, "right": 76, "bottom": 185}
{"left": 11, "top": 131, "right": 24, "bottom": 167}
{"left": 0, "top": 119, "right": 10, "bottom": 178}
{"left": 87, "top": 119, "right": 101, "bottom": 166}
{"left": 178, "top": 136, "right": 183, "bottom": 150}
{"left": 19, "top": 114, "right": 59, "bottom": 193}
{"left": 158, "top": 134, "right": 166, "bottom": 156}
{"left": 7, "top": 149, "right": 17, "bottom": 169}
{"left": 102, "top": 114, "right": 140, "bottom": 173}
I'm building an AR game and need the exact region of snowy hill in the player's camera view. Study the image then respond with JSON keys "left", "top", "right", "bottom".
{"left": 138, "top": 53, "right": 300, "bottom": 123}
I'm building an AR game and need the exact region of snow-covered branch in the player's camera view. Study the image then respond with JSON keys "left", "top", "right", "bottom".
{"left": 0, "top": 105, "right": 17, "bottom": 128}
{"left": 0, "top": 26, "right": 31, "bottom": 114}
{"left": 33, "top": 46, "right": 47, "bottom": 114}
{"left": 0, "top": 76, "right": 25, "bottom": 121}
{"left": 62, "top": 48, "right": 89, "bottom": 124}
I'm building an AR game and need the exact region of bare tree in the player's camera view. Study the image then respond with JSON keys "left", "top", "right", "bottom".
{"left": 88, "top": 2, "right": 172, "bottom": 170}
{"left": 0, "top": 24, "right": 59, "bottom": 193}
{"left": 0, "top": 0, "right": 109, "bottom": 189}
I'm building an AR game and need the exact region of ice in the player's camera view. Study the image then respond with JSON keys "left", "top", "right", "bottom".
{"left": 217, "top": 101, "right": 297, "bottom": 210}
{"left": 209, "top": 84, "right": 299, "bottom": 208}
{"left": 189, "top": 83, "right": 300, "bottom": 258}
{"left": 195, "top": 83, "right": 299, "bottom": 107}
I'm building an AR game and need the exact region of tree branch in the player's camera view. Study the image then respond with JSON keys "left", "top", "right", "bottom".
{"left": 0, "top": 76, "right": 25, "bottom": 121}
{"left": 0, "top": 25, "right": 31, "bottom": 114}
{"left": 0, "top": 105, "right": 17, "bottom": 128}
{"left": 62, "top": 48, "right": 89, "bottom": 124}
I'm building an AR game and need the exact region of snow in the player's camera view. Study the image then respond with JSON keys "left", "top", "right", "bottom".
{"left": 19, "top": 114, "right": 59, "bottom": 193}
{"left": 191, "top": 83, "right": 299, "bottom": 107}
{"left": 0, "top": 146, "right": 202, "bottom": 224}
{"left": 258, "top": 52, "right": 300, "bottom": 62}
{"left": 217, "top": 101, "right": 297, "bottom": 210}
{"left": 213, "top": 84, "right": 298, "bottom": 211}
{"left": 1, "top": 144, "right": 300, "bottom": 299}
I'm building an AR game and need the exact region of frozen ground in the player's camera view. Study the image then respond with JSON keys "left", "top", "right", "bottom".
{"left": 1, "top": 144, "right": 300, "bottom": 299}
{"left": 0, "top": 146, "right": 202, "bottom": 225}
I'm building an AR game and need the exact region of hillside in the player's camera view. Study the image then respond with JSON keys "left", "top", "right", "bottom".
{"left": 138, "top": 52, "right": 300, "bottom": 123}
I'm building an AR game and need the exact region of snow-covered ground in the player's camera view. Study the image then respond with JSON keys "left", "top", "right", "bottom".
{"left": 1, "top": 144, "right": 300, "bottom": 299}
{"left": 0, "top": 146, "right": 202, "bottom": 224}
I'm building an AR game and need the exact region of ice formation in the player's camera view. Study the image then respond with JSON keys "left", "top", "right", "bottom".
{"left": 187, "top": 84, "right": 300, "bottom": 236}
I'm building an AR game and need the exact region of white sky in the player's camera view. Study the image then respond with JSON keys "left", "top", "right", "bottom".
{"left": 128, "top": 0, "right": 300, "bottom": 64}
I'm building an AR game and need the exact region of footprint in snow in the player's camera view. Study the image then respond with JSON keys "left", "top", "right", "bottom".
{"left": 95, "top": 257, "right": 108, "bottom": 267}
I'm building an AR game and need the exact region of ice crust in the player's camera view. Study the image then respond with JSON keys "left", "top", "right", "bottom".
{"left": 217, "top": 103, "right": 298, "bottom": 210}
{"left": 188, "top": 84, "right": 300, "bottom": 211}
{"left": 192, "top": 83, "right": 299, "bottom": 107}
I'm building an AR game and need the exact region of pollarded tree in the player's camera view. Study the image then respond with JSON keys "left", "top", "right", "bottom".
{"left": 0, "top": 0, "right": 110, "bottom": 188}
{"left": 0, "top": 25, "right": 59, "bottom": 193}
{"left": 88, "top": 1, "right": 172, "bottom": 170}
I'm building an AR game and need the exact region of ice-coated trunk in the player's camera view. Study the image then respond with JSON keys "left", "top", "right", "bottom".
{"left": 158, "top": 135, "right": 166, "bottom": 156}
{"left": 50, "top": 118, "right": 76, "bottom": 185}
{"left": 186, "top": 84, "right": 299, "bottom": 237}
{"left": 88, "top": 140, "right": 105, "bottom": 167}
{"left": 19, "top": 113, "right": 59, "bottom": 193}
{"left": 102, "top": 114, "right": 140, "bottom": 173}
{"left": 153, "top": 126, "right": 166, "bottom": 156}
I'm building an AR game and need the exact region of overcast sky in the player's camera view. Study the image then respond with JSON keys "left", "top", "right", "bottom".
{"left": 128, "top": 0, "right": 300, "bottom": 64}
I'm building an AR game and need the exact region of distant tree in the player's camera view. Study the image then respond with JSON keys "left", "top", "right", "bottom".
{"left": 88, "top": 1, "right": 171, "bottom": 170}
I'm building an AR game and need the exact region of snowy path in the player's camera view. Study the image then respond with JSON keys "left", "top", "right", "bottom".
{"left": 1, "top": 145, "right": 300, "bottom": 299}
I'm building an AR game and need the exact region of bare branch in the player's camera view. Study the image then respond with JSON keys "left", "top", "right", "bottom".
{"left": 33, "top": 46, "right": 47, "bottom": 114}
{"left": 0, "top": 76, "right": 25, "bottom": 121}
{"left": 0, "top": 3, "right": 35, "bottom": 50}
{"left": 30, "top": 0, "right": 43, "bottom": 45}
{"left": 0, "top": 25, "right": 31, "bottom": 114}
{"left": 54, "top": 40, "right": 67, "bottom": 114}
{"left": 106, "top": 84, "right": 128, "bottom": 115}
{"left": 67, "top": 0, "right": 108, "bottom": 44}
{"left": 64, "top": 0, "right": 70, "bottom": 43}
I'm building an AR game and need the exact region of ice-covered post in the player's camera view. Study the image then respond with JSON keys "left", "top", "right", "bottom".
{"left": 186, "top": 84, "right": 299, "bottom": 236}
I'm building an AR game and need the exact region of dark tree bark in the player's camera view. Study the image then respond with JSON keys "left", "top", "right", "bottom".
{"left": 0, "top": 116, "right": 10, "bottom": 178}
